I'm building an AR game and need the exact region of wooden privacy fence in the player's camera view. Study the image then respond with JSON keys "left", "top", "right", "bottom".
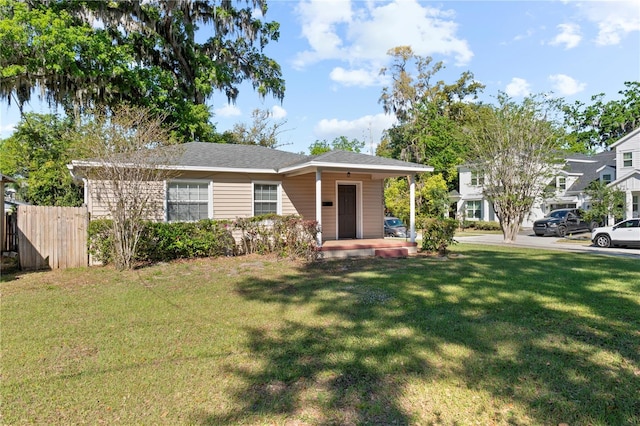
{"left": 17, "top": 206, "right": 89, "bottom": 270}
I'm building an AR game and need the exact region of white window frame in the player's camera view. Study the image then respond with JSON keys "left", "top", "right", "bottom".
{"left": 465, "top": 200, "right": 482, "bottom": 220}
{"left": 252, "top": 180, "right": 282, "bottom": 216}
{"left": 557, "top": 176, "right": 566, "bottom": 191}
{"left": 602, "top": 173, "right": 612, "bottom": 184}
{"left": 165, "top": 179, "right": 213, "bottom": 222}
{"left": 470, "top": 170, "right": 485, "bottom": 186}
{"left": 623, "top": 152, "right": 633, "bottom": 168}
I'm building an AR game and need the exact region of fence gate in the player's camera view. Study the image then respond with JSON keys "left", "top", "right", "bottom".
{"left": 17, "top": 206, "right": 89, "bottom": 270}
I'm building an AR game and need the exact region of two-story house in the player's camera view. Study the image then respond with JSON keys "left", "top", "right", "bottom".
{"left": 456, "top": 127, "right": 640, "bottom": 227}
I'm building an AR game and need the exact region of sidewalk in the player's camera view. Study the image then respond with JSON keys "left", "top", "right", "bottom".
{"left": 454, "top": 230, "right": 640, "bottom": 259}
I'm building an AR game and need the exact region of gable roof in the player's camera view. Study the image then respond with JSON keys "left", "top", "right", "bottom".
{"left": 565, "top": 150, "right": 616, "bottom": 192}
{"left": 162, "top": 142, "right": 307, "bottom": 172}
{"left": 70, "top": 142, "right": 433, "bottom": 177}
{"left": 609, "top": 126, "right": 640, "bottom": 149}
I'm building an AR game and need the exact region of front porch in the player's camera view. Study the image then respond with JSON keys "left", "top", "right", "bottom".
{"left": 318, "top": 238, "right": 418, "bottom": 259}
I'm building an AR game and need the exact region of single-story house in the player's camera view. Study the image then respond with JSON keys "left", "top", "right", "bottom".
{"left": 69, "top": 143, "right": 433, "bottom": 249}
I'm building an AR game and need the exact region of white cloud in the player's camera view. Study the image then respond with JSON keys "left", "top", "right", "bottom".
{"left": 214, "top": 104, "right": 242, "bottom": 117}
{"left": 0, "top": 122, "right": 16, "bottom": 137}
{"left": 548, "top": 74, "right": 586, "bottom": 95}
{"left": 576, "top": 0, "right": 640, "bottom": 46}
{"left": 329, "top": 67, "right": 384, "bottom": 87}
{"left": 314, "top": 113, "right": 397, "bottom": 150}
{"left": 270, "top": 105, "right": 287, "bottom": 119}
{"left": 293, "top": 0, "right": 473, "bottom": 86}
{"left": 550, "top": 23, "right": 582, "bottom": 49}
{"left": 505, "top": 78, "right": 532, "bottom": 97}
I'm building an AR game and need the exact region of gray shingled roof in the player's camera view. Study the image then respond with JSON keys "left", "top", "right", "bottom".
{"left": 71, "top": 142, "right": 434, "bottom": 174}
{"left": 565, "top": 150, "right": 616, "bottom": 192}
{"left": 160, "top": 143, "right": 431, "bottom": 172}
{"left": 164, "top": 142, "right": 308, "bottom": 170}
{"left": 305, "top": 149, "right": 431, "bottom": 170}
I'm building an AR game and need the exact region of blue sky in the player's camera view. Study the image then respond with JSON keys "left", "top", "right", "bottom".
{"left": 1, "top": 0, "right": 639, "bottom": 154}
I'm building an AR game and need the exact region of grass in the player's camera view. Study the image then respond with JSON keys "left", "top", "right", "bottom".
{"left": 1, "top": 245, "right": 639, "bottom": 425}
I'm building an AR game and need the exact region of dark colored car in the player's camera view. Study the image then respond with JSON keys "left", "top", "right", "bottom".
{"left": 384, "top": 217, "right": 407, "bottom": 238}
{"left": 533, "top": 208, "right": 598, "bottom": 237}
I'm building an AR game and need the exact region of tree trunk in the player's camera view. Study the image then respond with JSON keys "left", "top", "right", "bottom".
{"left": 502, "top": 221, "right": 520, "bottom": 243}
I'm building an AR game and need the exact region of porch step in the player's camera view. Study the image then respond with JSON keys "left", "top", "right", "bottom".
{"left": 375, "top": 248, "right": 409, "bottom": 259}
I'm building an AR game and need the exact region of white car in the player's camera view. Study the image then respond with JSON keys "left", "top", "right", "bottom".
{"left": 591, "top": 219, "right": 640, "bottom": 248}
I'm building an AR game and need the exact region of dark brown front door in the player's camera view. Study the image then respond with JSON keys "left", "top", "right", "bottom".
{"left": 338, "top": 185, "right": 357, "bottom": 239}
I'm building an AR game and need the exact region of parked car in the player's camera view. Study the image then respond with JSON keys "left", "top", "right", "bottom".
{"left": 384, "top": 217, "right": 407, "bottom": 238}
{"left": 591, "top": 219, "right": 640, "bottom": 248}
{"left": 533, "top": 208, "right": 597, "bottom": 237}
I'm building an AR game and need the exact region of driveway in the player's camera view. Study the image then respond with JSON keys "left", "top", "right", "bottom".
{"left": 455, "top": 229, "right": 640, "bottom": 259}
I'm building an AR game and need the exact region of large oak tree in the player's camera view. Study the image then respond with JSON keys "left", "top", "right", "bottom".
{"left": 0, "top": 0, "right": 284, "bottom": 142}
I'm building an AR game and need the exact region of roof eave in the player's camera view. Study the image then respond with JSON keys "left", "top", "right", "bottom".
{"left": 280, "top": 161, "right": 433, "bottom": 175}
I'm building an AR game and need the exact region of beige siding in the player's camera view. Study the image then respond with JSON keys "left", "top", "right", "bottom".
{"left": 282, "top": 174, "right": 316, "bottom": 217}
{"left": 87, "top": 179, "right": 164, "bottom": 221}
{"left": 317, "top": 172, "right": 384, "bottom": 241}
{"left": 85, "top": 171, "right": 385, "bottom": 241}
{"left": 362, "top": 177, "right": 384, "bottom": 238}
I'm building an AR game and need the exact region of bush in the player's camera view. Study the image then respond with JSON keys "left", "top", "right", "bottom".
{"left": 458, "top": 220, "right": 501, "bottom": 231}
{"left": 88, "top": 219, "right": 115, "bottom": 265}
{"left": 420, "top": 218, "right": 458, "bottom": 256}
{"left": 89, "top": 215, "right": 320, "bottom": 266}
{"left": 234, "top": 215, "right": 319, "bottom": 262}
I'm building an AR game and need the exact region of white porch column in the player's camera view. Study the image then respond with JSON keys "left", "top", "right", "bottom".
{"left": 625, "top": 189, "right": 633, "bottom": 220}
{"left": 316, "top": 169, "right": 322, "bottom": 247}
{"left": 409, "top": 174, "right": 416, "bottom": 243}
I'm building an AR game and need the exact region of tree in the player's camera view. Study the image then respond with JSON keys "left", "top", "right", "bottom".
{"left": 583, "top": 181, "right": 625, "bottom": 226}
{"left": 0, "top": 113, "right": 82, "bottom": 206}
{"left": 308, "top": 136, "right": 365, "bottom": 155}
{"left": 69, "top": 105, "right": 181, "bottom": 270}
{"left": 230, "top": 108, "right": 289, "bottom": 148}
{"left": 377, "top": 46, "right": 484, "bottom": 187}
{"left": 562, "top": 81, "right": 640, "bottom": 152}
{"left": 0, "top": 0, "right": 285, "bottom": 142}
{"left": 464, "top": 94, "right": 566, "bottom": 243}
{"left": 383, "top": 173, "right": 448, "bottom": 223}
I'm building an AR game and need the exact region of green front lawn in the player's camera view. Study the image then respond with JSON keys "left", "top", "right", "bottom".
{"left": 2, "top": 245, "right": 639, "bottom": 425}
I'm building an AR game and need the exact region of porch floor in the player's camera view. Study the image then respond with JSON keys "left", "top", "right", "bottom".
{"left": 318, "top": 238, "right": 418, "bottom": 259}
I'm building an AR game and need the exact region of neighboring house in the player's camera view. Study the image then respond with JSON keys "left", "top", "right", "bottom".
{"left": 69, "top": 143, "right": 433, "bottom": 246}
{"left": 456, "top": 127, "right": 640, "bottom": 226}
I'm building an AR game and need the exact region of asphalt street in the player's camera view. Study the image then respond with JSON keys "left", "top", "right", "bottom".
{"left": 454, "top": 229, "right": 640, "bottom": 259}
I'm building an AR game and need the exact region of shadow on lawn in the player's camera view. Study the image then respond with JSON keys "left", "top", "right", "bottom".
{"left": 194, "top": 249, "right": 640, "bottom": 425}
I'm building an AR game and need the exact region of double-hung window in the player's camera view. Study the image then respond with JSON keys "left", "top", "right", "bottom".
{"left": 465, "top": 200, "right": 482, "bottom": 219}
{"left": 167, "top": 180, "right": 211, "bottom": 221}
{"left": 253, "top": 182, "right": 280, "bottom": 216}
{"left": 623, "top": 152, "right": 633, "bottom": 168}
{"left": 557, "top": 176, "right": 566, "bottom": 191}
{"left": 470, "top": 170, "right": 484, "bottom": 186}
{"left": 602, "top": 174, "right": 612, "bottom": 184}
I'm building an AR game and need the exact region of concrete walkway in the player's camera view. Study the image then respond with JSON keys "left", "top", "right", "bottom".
{"left": 455, "top": 230, "right": 640, "bottom": 259}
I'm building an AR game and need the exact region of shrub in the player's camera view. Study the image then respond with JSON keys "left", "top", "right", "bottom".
{"left": 88, "top": 215, "right": 319, "bottom": 266}
{"left": 420, "top": 218, "right": 458, "bottom": 256}
{"left": 88, "top": 219, "right": 115, "bottom": 265}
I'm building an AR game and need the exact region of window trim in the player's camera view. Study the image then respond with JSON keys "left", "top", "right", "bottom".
{"left": 252, "top": 180, "right": 282, "bottom": 216}
{"left": 557, "top": 176, "right": 566, "bottom": 191}
{"left": 470, "top": 170, "right": 485, "bottom": 186}
{"left": 165, "top": 179, "right": 213, "bottom": 222}
{"left": 465, "top": 200, "right": 482, "bottom": 220}
{"left": 623, "top": 151, "right": 633, "bottom": 168}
